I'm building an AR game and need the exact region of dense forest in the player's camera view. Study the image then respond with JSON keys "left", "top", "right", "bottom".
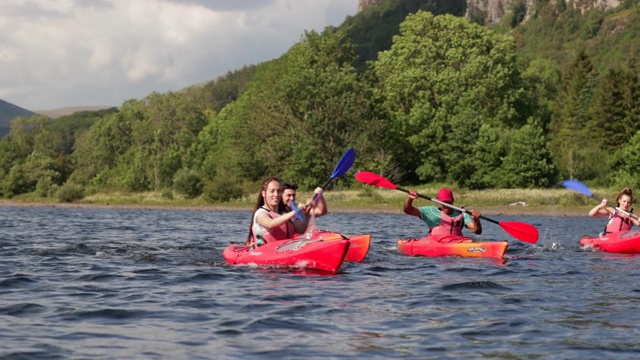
{"left": 0, "top": 0, "right": 639, "bottom": 203}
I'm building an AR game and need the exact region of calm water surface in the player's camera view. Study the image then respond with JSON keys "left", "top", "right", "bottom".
{"left": 1, "top": 205, "right": 639, "bottom": 359}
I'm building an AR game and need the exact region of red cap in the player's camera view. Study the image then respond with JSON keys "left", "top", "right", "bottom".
{"left": 437, "top": 188, "right": 454, "bottom": 203}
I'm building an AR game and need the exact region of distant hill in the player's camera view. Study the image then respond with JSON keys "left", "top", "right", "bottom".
{"left": 0, "top": 99, "right": 37, "bottom": 138}
{"left": 35, "top": 106, "right": 114, "bottom": 119}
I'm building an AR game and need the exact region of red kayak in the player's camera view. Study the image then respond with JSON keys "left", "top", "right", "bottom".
{"left": 294, "top": 231, "right": 371, "bottom": 262}
{"left": 580, "top": 230, "right": 640, "bottom": 254}
{"left": 397, "top": 234, "right": 508, "bottom": 258}
{"left": 223, "top": 238, "right": 350, "bottom": 273}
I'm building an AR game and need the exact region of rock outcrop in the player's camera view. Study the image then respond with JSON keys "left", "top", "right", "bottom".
{"left": 357, "top": 0, "right": 623, "bottom": 25}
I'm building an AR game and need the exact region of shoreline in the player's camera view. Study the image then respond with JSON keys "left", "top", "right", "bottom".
{"left": 0, "top": 200, "right": 589, "bottom": 217}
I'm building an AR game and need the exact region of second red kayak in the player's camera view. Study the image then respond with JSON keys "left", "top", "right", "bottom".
{"left": 397, "top": 234, "right": 509, "bottom": 258}
{"left": 223, "top": 238, "right": 350, "bottom": 273}
{"left": 295, "top": 231, "right": 371, "bottom": 262}
{"left": 580, "top": 230, "right": 640, "bottom": 254}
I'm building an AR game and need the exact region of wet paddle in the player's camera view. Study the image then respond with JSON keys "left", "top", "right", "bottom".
{"left": 303, "top": 148, "right": 356, "bottom": 239}
{"left": 354, "top": 171, "right": 539, "bottom": 244}
{"left": 321, "top": 147, "right": 356, "bottom": 190}
{"left": 562, "top": 179, "right": 639, "bottom": 220}
{"left": 309, "top": 147, "right": 356, "bottom": 205}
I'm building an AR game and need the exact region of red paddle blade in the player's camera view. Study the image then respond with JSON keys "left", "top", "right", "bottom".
{"left": 499, "top": 221, "right": 539, "bottom": 244}
{"left": 354, "top": 171, "right": 398, "bottom": 190}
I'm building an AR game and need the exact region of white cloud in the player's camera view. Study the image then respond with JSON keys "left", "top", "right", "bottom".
{"left": 0, "top": 0, "right": 357, "bottom": 110}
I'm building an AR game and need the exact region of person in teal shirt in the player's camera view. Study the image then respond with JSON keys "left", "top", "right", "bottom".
{"left": 404, "top": 187, "right": 482, "bottom": 236}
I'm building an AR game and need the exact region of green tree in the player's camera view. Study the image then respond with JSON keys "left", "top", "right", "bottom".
{"left": 498, "top": 118, "right": 557, "bottom": 188}
{"left": 609, "top": 131, "right": 640, "bottom": 189}
{"left": 373, "top": 11, "right": 525, "bottom": 183}
{"left": 549, "top": 50, "right": 598, "bottom": 180}
{"left": 200, "top": 29, "right": 375, "bottom": 190}
{"left": 587, "top": 66, "right": 640, "bottom": 152}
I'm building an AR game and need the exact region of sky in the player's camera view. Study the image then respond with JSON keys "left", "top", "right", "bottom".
{"left": 0, "top": 0, "right": 358, "bottom": 111}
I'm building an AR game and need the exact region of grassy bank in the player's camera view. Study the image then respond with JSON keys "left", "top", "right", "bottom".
{"left": 1, "top": 185, "right": 620, "bottom": 217}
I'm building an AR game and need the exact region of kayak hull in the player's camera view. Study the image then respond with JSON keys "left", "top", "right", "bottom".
{"left": 222, "top": 238, "right": 349, "bottom": 273}
{"left": 580, "top": 230, "right": 640, "bottom": 254}
{"left": 397, "top": 234, "right": 508, "bottom": 258}
{"left": 296, "top": 231, "right": 371, "bottom": 262}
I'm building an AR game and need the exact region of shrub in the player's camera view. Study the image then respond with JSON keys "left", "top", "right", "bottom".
{"left": 56, "top": 182, "right": 85, "bottom": 203}
{"left": 173, "top": 169, "right": 204, "bottom": 199}
{"left": 203, "top": 176, "right": 243, "bottom": 202}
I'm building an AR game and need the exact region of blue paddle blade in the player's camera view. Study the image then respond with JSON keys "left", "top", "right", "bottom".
{"left": 330, "top": 147, "right": 356, "bottom": 179}
{"left": 289, "top": 200, "right": 305, "bottom": 222}
{"left": 562, "top": 179, "right": 593, "bottom": 197}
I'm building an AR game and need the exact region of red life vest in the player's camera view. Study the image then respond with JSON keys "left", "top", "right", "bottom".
{"left": 430, "top": 210, "right": 465, "bottom": 236}
{"left": 251, "top": 207, "right": 295, "bottom": 245}
{"left": 605, "top": 212, "right": 633, "bottom": 234}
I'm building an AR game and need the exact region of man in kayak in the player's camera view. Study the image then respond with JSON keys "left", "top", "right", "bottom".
{"left": 282, "top": 182, "right": 328, "bottom": 218}
{"left": 246, "top": 177, "right": 309, "bottom": 247}
{"left": 404, "top": 187, "right": 482, "bottom": 237}
{"left": 588, "top": 187, "right": 640, "bottom": 233}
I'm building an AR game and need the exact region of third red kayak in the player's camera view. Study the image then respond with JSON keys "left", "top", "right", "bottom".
{"left": 397, "top": 234, "right": 508, "bottom": 258}
{"left": 580, "top": 230, "right": 640, "bottom": 254}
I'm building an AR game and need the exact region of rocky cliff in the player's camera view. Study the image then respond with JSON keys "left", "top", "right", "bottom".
{"left": 465, "top": 0, "right": 622, "bottom": 25}
{"left": 357, "top": 0, "right": 623, "bottom": 25}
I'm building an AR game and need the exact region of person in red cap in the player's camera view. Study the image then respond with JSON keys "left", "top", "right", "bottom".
{"left": 403, "top": 187, "right": 482, "bottom": 237}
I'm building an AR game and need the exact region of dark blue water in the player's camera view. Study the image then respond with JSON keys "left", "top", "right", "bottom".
{"left": 1, "top": 205, "right": 639, "bottom": 359}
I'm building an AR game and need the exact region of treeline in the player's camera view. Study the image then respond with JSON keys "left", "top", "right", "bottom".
{"left": 1, "top": 2, "right": 639, "bottom": 203}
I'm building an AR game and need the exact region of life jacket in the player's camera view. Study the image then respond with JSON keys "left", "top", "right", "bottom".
{"left": 251, "top": 207, "right": 295, "bottom": 246}
{"left": 605, "top": 212, "right": 634, "bottom": 234}
{"left": 429, "top": 210, "right": 465, "bottom": 236}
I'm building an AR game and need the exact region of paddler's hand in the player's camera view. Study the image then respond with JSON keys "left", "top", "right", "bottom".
{"left": 470, "top": 209, "right": 481, "bottom": 221}
{"left": 407, "top": 189, "right": 418, "bottom": 200}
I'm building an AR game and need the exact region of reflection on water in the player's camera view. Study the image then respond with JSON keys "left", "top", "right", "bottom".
{"left": 1, "top": 205, "right": 640, "bottom": 358}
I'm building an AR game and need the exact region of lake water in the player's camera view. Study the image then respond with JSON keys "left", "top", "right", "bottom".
{"left": 1, "top": 205, "right": 639, "bottom": 359}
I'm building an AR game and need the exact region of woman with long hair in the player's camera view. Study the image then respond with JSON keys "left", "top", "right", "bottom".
{"left": 589, "top": 187, "right": 640, "bottom": 233}
{"left": 246, "top": 176, "right": 308, "bottom": 247}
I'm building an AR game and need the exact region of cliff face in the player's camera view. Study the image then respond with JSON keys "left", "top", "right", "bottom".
{"left": 465, "top": 0, "right": 622, "bottom": 25}
{"left": 357, "top": 0, "right": 623, "bottom": 25}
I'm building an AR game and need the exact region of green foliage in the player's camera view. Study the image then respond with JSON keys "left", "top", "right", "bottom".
{"left": 203, "top": 176, "right": 244, "bottom": 203}
{"left": 173, "top": 168, "right": 204, "bottom": 199}
{"left": 498, "top": 118, "right": 557, "bottom": 188}
{"left": 509, "top": 0, "right": 528, "bottom": 28}
{"left": 609, "top": 131, "right": 640, "bottom": 189}
{"left": 549, "top": 51, "right": 599, "bottom": 180}
{"left": 374, "top": 12, "right": 525, "bottom": 184}
{"left": 55, "top": 181, "right": 85, "bottom": 203}
{"left": 587, "top": 66, "right": 640, "bottom": 152}
{"left": 339, "top": 0, "right": 466, "bottom": 69}
{"left": 201, "top": 65, "right": 257, "bottom": 111}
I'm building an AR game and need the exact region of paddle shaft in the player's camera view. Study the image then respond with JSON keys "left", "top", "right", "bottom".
{"left": 396, "top": 185, "right": 499, "bottom": 226}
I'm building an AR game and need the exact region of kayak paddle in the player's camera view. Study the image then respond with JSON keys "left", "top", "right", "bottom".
{"left": 562, "top": 179, "right": 639, "bottom": 220}
{"left": 321, "top": 147, "right": 356, "bottom": 190}
{"left": 354, "top": 171, "right": 539, "bottom": 244}
{"left": 303, "top": 147, "right": 356, "bottom": 239}
{"left": 310, "top": 147, "right": 356, "bottom": 205}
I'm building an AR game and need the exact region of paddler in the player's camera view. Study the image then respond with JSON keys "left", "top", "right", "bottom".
{"left": 404, "top": 187, "right": 482, "bottom": 237}
{"left": 282, "top": 182, "right": 328, "bottom": 218}
{"left": 246, "top": 177, "right": 309, "bottom": 247}
{"left": 588, "top": 187, "right": 640, "bottom": 233}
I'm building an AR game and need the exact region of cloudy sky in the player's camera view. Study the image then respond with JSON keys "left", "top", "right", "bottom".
{"left": 0, "top": 0, "right": 358, "bottom": 111}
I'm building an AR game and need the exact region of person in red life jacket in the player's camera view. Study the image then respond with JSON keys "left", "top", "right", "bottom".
{"left": 404, "top": 187, "right": 482, "bottom": 238}
{"left": 245, "top": 177, "right": 309, "bottom": 247}
{"left": 282, "top": 182, "right": 328, "bottom": 218}
{"left": 588, "top": 187, "right": 640, "bottom": 233}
